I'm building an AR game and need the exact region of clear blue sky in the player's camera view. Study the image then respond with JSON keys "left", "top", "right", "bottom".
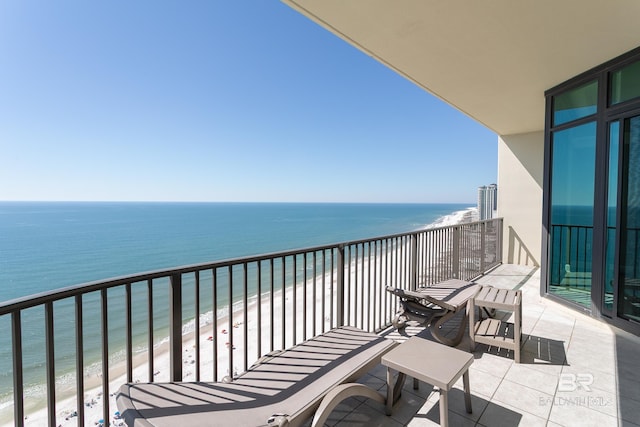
{"left": 0, "top": 1, "right": 496, "bottom": 204}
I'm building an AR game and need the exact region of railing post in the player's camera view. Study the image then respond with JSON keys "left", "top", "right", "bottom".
{"left": 100, "top": 289, "right": 110, "bottom": 426}
{"left": 410, "top": 234, "right": 418, "bottom": 290}
{"left": 125, "top": 283, "right": 133, "bottom": 383}
{"left": 498, "top": 218, "right": 504, "bottom": 263}
{"left": 45, "top": 302, "right": 56, "bottom": 427}
{"left": 12, "top": 311, "right": 24, "bottom": 427}
{"left": 452, "top": 226, "right": 460, "bottom": 279}
{"left": 481, "top": 221, "right": 486, "bottom": 272}
{"left": 147, "top": 279, "right": 155, "bottom": 382}
{"left": 170, "top": 273, "right": 183, "bottom": 381}
{"left": 336, "top": 245, "right": 345, "bottom": 327}
{"left": 74, "top": 295, "right": 85, "bottom": 426}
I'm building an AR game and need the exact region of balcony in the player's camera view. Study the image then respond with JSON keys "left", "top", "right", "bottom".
{"left": 2, "top": 218, "right": 639, "bottom": 426}
{"left": 326, "top": 264, "right": 640, "bottom": 426}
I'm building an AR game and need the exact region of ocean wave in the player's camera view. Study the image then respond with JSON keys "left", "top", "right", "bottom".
{"left": 423, "top": 207, "right": 478, "bottom": 229}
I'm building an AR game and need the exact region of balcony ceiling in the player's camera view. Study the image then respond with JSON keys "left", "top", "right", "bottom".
{"left": 283, "top": 0, "right": 640, "bottom": 136}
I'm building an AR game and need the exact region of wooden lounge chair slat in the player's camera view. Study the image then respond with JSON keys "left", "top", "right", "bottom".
{"left": 117, "top": 326, "right": 396, "bottom": 427}
{"left": 486, "top": 287, "right": 499, "bottom": 302}
{"left": 477, "top": 286, "right": 492, "bottom": 300}
{"left": 387, "top": 279, "right": 481, "bottom": 346}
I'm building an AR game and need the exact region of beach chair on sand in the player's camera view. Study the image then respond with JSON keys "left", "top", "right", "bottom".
{"left": 116, "top": 326, "right": 397, "bottom": 427}
{"left": 386, "top": 279, "right": 482, "bottom": 347}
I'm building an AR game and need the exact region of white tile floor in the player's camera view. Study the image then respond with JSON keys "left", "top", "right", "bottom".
{"left": 318, "top": 264, "right": 640, "bottom": 427}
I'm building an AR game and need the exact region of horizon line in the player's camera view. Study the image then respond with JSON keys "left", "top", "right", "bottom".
{"left": 0, "top": 200, "right": 477, "bottom": 205}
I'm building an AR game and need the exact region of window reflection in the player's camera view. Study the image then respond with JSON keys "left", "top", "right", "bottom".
{"left": 549, "top": 122, "right": 596, "bottom": 308}
{"left": 553, "top": 80, "right": 598, "bottom": 126}
{"left": 611, "top": 60, "right": 640, "bottom": 105}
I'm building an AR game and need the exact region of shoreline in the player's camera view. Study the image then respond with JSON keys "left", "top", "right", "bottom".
{"left": 1, "top": 305, "right": 253, "bottom": 427}
{"left": 1, "top": 207, "right": 478, "bottom": 427}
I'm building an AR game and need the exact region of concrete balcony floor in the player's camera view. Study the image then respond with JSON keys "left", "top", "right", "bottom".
{"left": 318, "top": 264, "right": 640, "bottom": 427}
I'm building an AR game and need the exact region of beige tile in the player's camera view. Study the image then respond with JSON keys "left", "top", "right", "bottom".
{"left": 479, "top": 400, "right": 547, "bottom": 427}
{"left": 405, "top": 416, "right": 442, "bottom": 427}
{"left": 402, "top": 376, "right": 439, "bottom": 401}
{"left": 517, "top": 351, "right": 565, "bottom": 376}
{"left": 521, "top": 333, "right": 568, "bottom": 365}
{"left": 618, "top": 373, "right": 640, "bottom": 402}
{"left": 615, "top": 330, "right": 640, "bottom": 355}
{"left": 564, "top": 347, "right": 617, "bottom": 377}
{"left": 324, "top": 397, "right": 365, "bottom": 426}
{"left": 469, "top": 351, "right": 513, "bottom": 379}
{"left": 425, "top": 387, "right": 489, "bottom": 423}
{"left": 382, "top": 387, "right": 430, "bottom": 426}
{"left": 619, "top": 396, "right": 640, "bottom": 425}
{"left": 531, "top": 322, "right": 574, "bottom": 342}
{"left": 366, "top": 363, "right": 389, "bottom": 382}
{"left": 356, "top": 372, "right": 386, "bottom": 392}
{"left": 570, "top": 329, "right": 615, "bottom": 347}
{"left": 537, "top": 311, "right": 577, "bottom": 328}
{"left": 520, "top": 321, "right": 537, "bottom": 336}
{"left": 522, "top": 303, "right": 546, "bottom": 315}
{"left": 534, "top": 315, "right": 575, "bottom": 328}
{"left": 354, "top": 265, "right": 640, "bottom": 426}
{"left": 553, "top": 387, "right": 618, "bottom": 418}
{"left": 492, "top": 379, "right": 553, "bottom": 419}
{"left": 407, "top": 408, "right": 477, "bottom": 426}
{"left": 477, "top": 344, "right": 520, "bottom": 362}
{"left": 560, "top": 365, "right": 617, "bottom": 395}
{"left": 457, "top": 366, "right": 503, "bottom": 399}
{"left": 568, "top": 330, "right": 616, "bottom": 350}
{"left": 503, "top": 362, "right": 559, "bottom": 395}
{"left": 548, "top": 395, "right": 618, "bottom": 427}
{"left": 337, "top": 398, "right": 404, "bottom": 427}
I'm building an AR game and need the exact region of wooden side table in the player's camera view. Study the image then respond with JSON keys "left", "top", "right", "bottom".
{"left": 469, "top": 286, "right": 522, "bottom": 363}
{"left": 382, "top": 336, "right": 473, "bottom": 427}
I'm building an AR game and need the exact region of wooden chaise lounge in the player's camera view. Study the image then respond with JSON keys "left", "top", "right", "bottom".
{"left": 116, "top": 326, "right": 397, "bottom": 427}
{"left": 386, "top": 279, "right": 482, "bottom": 346}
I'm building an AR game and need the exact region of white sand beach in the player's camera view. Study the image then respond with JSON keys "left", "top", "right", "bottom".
{"left": 5, "top": 272, "right": 336, "bottom": 427}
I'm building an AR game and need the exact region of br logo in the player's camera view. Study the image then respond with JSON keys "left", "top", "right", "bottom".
{"left": 558, "top": 373, "right": 593, "bottom": 392}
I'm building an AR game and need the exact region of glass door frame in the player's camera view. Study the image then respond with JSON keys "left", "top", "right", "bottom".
{"left": 609, "top": 111, "right": 640, "bottom": 333}
{"left": 542, "top": 71, "right": 605, "bottom": 317}
{"left": 543, "top": 46, "right": 640, "bottom": 336}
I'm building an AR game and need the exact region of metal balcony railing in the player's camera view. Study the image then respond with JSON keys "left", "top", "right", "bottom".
{"left": 0, "top": 218, "right": 502, "bottom": 427}
{"left": 549, "top": 224, "right": 593, "bottom": 287}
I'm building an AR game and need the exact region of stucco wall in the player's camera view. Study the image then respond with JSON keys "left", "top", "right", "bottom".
{"left": 497, "top": 131, "right": 544, "bottom": 266}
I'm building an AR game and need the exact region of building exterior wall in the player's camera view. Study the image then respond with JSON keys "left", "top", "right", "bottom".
{"left": 478, "top": 184, "right": 498, "bottom": 220}
{"left": 498, "top": 131, "right": 544, "bottom": 266}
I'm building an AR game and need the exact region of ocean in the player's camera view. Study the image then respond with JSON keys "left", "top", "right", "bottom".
{"left": 0, "top": 201, "right": 473, "bottom": 415}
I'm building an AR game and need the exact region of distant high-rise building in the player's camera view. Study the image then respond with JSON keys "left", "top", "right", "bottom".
{"left": 478, "top": 184, "right": 497, "bottom": 220}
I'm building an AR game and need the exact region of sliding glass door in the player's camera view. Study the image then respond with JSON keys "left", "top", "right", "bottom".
{"left": 545, "top": 48, "right": 640, "bottom": 333}
{"left": 547, "top": 81, "right": 598, "bottom": 309}
{"left": 618, "top": 115, "right": 640, "bottom": 322}
{"left": 549, "top": 123, "right": 596, "bottom": 308}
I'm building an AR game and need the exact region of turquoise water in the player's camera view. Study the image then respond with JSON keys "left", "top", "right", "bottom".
{"left": 0, "top": 201, "right": 472, "bottom": 407}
